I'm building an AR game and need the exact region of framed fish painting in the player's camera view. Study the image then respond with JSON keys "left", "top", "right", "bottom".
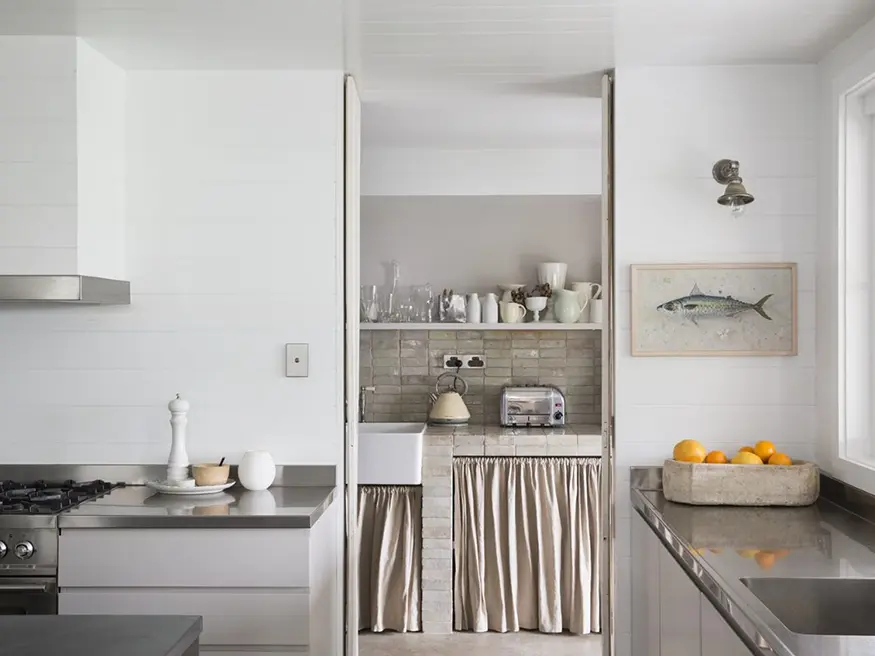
{"left": 630, "top": 263, "right": 797, "bottom": 356}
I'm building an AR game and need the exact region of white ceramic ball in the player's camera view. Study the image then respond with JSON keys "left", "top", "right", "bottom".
{"left": 238, "top": 450, "right": 276, "bottom": 491}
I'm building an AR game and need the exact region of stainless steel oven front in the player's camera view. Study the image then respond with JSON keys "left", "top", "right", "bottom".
{"left": 0, "top": 525, "right": 58, "bottom": 615}
{"left": 0, "top": 578, "right": 57, "bottom": 615}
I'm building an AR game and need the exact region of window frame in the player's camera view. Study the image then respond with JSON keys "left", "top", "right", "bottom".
{"left": 836, "top": 68, "right": 875, "bottom": 492}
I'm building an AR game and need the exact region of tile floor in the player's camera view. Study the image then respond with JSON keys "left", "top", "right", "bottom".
{"left": 359, "top": 631, "right": 602, "bottom": 655}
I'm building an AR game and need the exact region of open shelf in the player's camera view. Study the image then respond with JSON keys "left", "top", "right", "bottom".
{"left": 361, "top": 322, "right": 601, "bottom": 331}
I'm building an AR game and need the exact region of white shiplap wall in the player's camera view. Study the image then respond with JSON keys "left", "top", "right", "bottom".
{"left": 0, "top": 69, "right": 346, "bottom": 467}
{"left": 614, "top": 65, "right": 818, "bottom": 656}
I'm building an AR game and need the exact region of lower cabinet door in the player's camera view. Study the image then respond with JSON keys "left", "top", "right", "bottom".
{"left": 701, "top": 596, "right": 755, "bottom": 656}
{"left": 631, "top": 514, "right": 661, "bottom": 656}
{"left": 658, "top": 547, "right": 702, "bottom": 656}
{"left": 59, "top": 589, "right": 309, "bottom": 648}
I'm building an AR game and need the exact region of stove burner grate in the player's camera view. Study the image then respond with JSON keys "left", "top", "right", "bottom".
{"left": 0, "top": 479, "right": 123, "bottom": 515}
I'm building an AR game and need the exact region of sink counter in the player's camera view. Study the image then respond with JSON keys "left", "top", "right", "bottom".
{"left": 59, "top": 484, "right": 336, "bottom": 529}
{"left": 632, "top": 468, "right": 875, "bottom": 656}
{"left": 0, "top": 615, "right": 202, "bottom": 656}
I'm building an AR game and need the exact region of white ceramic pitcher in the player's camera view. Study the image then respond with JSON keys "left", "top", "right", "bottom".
{"left": 553, "top": 289, "right": 584, "bottom": 324}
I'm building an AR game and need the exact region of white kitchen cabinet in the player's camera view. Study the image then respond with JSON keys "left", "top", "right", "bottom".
{"left": 631, "top": 514, "right": 661, "bottom": 656}
{"left": 201, "top": 652, "right": 306, "bottom": 656}
{"left": 659, "top": 544, "right": 702, "bottom": 656}
{"left": 59, "top": 590, "right": 309, "bottom": 646}
{"left": 633, "top": 510, "right": 756, "bottom": 656}
{"left": 701, "top": 597, "right": 754, "bottom": 656}
{"left": 59, "top": 528, "right": 309, "bottom": 588}
{"left": 59, "top": 501, "right": 338, "bottom": 655}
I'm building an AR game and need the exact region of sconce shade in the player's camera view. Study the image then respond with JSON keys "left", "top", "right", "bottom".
{"left": 713, "top": 159, "right": 755, "bottom": 209}
{"left": 717, "top": 181, "right": 754, "bottom": 207}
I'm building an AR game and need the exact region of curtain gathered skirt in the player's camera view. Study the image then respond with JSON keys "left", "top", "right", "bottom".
{"left": 454, "top": 456, "right": 601, "bottom": 635}
{"left": 358, "top": 485, "right": 421, "bottom": 632}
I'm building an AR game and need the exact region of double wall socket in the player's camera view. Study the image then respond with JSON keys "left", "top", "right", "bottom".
{"left": 443, "top": 354, "right": 485, "bottom": 370}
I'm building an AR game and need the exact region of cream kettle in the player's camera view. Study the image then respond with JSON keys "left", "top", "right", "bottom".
{"left": 429, "top": 372, "right": 471, "bottom": 425}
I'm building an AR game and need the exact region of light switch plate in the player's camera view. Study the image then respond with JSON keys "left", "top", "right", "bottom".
{"left": 285, "top": 343, "right": 309, "bottom": 377}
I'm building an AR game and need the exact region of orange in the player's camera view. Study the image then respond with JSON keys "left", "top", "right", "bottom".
{"left": 739, "top": 446, "right": 755, "bottom": 454}
{"left": 736, "top": 549, "right": 758, "bottom": 559}
{"left": 755, "top": 551, "right": 777, "bottom": 570}
{"left": 704, "top": 450, "right": 728, "bottom": 464}
{"left": 754, "top": 440, "right": 777, "bottom": 462}
{"left": 731, "top": 451, "right": 764, "bottom": 465}
{"left": 673, "top": 439, "right": 707, "bottom": 463}
{"left": 768, "top": 453, "right": 793, "bottom": 466}
{"left": 773, "top": 548, "right": 791, "bottom": 559}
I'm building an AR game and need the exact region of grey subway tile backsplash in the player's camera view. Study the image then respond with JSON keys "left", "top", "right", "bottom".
{"left": 360, "top": 330, "right": 601, "bottom": 425}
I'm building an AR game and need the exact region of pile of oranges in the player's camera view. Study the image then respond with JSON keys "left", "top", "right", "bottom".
{"left": 673, "top": 439, "right": 792, "bottom": 466}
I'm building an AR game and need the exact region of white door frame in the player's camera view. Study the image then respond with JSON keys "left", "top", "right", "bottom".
{"left": 600, "top": 70, "right": 616, "bottom": 656}
{"left": 343, "top": 73, "right": 362, "bottom": 656}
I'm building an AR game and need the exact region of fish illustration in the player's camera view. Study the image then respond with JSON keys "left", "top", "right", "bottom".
{"left": 657, "top": 283, "right": 772, "bottom": 326}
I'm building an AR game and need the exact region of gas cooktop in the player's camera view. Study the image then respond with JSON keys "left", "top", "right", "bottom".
{"left": 0, "top": 479, "right": 122, "bottom": 515}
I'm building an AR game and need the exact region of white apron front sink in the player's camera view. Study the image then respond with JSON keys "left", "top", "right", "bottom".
{"left": 358, "top": 422, "right": 425, "bottom": 485}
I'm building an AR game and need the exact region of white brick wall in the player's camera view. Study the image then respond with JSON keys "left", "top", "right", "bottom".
{"left": 0, "top": 69, "right": 346, "bottom": 467}
{"left": 614, "top": 65, "right": 818, "bottom": 656}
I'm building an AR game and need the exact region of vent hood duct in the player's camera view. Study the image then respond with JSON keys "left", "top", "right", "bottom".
{"left": 0, "top": 276, "right": 130, "bottom": 305}
{"left": 0, "top": 39, "right": 130, "bottom": 306}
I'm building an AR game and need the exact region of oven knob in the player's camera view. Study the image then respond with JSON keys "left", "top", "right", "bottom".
{"left": 0, "top": 541, "right": 6, "bottom": 559}
{"left": 13, "top": 541, "right": 34, "bottom": 560}
{"left": 553, "top": 411, "right": 564, "bottom": 421}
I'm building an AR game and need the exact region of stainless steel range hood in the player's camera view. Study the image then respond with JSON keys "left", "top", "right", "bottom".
{"left": 0, "top": 275, "right": 130, "bottom": 305}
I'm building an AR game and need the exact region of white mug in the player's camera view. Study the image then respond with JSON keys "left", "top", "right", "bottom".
{"left": 589, "top": 298, "right": 604, "bottom": 324}
{"left": 499, "top": 301, "right": 526, "bottom": 324}
{"left": 571, "top": 281, "right": 602, "bottom": 305}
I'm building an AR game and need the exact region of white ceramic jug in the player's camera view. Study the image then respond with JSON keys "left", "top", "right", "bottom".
{"left": 499, "top": 301, "right": 526, "bottom": 323}
{"left": 466, "top": 293, "right": 481, "bottom": 323}
{"left": 553, "top": 289, "right": 583, "bottom": 324}
{"left": 239, "top": 451, "right": 276, "bottom": 491}
{"left": 482, "top": 293, "right": 499, "bottom": 323}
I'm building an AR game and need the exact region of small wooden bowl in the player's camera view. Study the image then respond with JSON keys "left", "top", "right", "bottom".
{"left": 191, "top": 463, "right": 230, "bottom": 486}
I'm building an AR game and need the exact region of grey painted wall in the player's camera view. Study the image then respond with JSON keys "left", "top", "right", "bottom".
{"left": 361, "top": 195, "right": 602, "bottom": 295}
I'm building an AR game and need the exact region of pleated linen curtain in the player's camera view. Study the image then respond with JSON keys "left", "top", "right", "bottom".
{"left": 358, "top": 485, "right": 422, "bottom": 632}
{"left": 454, "top": 456, "right": 601, "bottom": 635}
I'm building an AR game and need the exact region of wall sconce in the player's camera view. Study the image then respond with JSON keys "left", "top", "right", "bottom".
{"left": 712, "top": 159, "right": 754, "bottom": 216}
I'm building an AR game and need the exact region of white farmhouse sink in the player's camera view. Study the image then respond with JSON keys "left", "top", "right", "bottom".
{"left": 358, "top": 422, "right": 425, "bottom": 485}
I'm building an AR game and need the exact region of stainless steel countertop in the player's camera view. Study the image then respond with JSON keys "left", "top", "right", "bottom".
{"left": 632, "top": 474, "right": 875, "bottom": 656}
{"left": 58, "top": 484, "right": 336, "bottom": 529}
{"left": 0, "top": 615, "right": 201, "bottom": 656}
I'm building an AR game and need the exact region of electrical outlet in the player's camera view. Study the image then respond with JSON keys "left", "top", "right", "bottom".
{"left": 443, "top": 355, "right": 464, "bottom": 369}
{"left": 444, "top": 354, "right": 486, "bottom": 369}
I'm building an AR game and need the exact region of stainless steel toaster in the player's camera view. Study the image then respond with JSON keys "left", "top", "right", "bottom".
{"left": 500, "top": 385, "right": 566, "bottom": 427}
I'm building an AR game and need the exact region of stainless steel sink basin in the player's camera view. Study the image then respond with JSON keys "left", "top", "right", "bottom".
{"left": 741, "top": 577, "right": 875, "bottom": 636}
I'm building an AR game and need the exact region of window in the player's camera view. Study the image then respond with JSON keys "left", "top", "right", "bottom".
{"left": 839, "top": 71, "right": 875, "bottom": 480}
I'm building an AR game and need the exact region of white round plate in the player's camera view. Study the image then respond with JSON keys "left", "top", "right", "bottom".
{"left": 146, "top": 480, "right": 236, "bottom": 496}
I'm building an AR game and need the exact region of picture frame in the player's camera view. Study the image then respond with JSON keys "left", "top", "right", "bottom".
{"left": 630, "top": 263, "right": 798, "bottom": 357}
